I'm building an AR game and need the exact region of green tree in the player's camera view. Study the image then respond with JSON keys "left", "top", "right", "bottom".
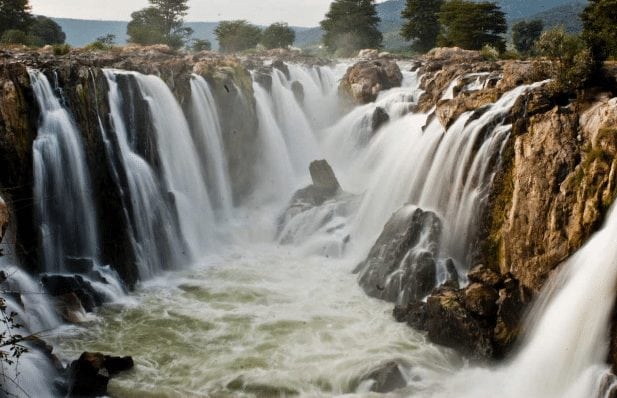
{"left": 191, "top": 38, "right": 211, "bottom": 52}
{"left": 127, "top": 0, "right": 192, "bottom": 49}
{"left": 29, "top": 16, "right": 66, "bottom": 46}
{"left": 261, "top": 22, "right": 295, "bottom": 49}
{"left": 581, "top": 0, "right": 617, "bottom": 64}
{"left": 535, "top": 26, "right": 594, "bottom": 92}
{"left": 320, "top": 0, "right": 382, "bottom": 56}
{"left": 0, "top": 0, "right": 32, "bottom": 34}
{"left": 0, "top": 29, "right": 27, "bottom": 44}
{"left": 215, "top": 20, "right": 262, "bottom": 53}
{"left": 438, "top": 0, "right": 506, "bottom": 52}
{"left": 400, "top": 0, "right": 443, "bottom": 53}
{"left": 512, "top": 19, "right": 543, "bottom": 54}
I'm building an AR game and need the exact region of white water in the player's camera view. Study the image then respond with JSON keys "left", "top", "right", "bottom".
{"left": 102, "top": 70, "right": 185, "bottom": 278}
{"left": 30, "top": 69, "right": 100, "bottom": 273}
{"left": 129, "top": 72, "right": 217, "bottom": 259}
{"left": 190, "top": 75, "right": 234, "bottom": 220}
{"left": 22, "top": 60, "right": 616, "bottom": 398}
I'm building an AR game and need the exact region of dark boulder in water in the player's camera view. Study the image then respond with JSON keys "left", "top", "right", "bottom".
{"left": 41, "top": 274, "right": 104, "bottom": 312}
{"left": 371, "top": 106, "right": 390, "bottom": 131}
{"left": 291, "top": 80, "right": 304, "bottom": 103}
{"left": 355, "top": 205, "right": 441, "bottom": 305}
{"left": 358, "top": 360, "right": 407, "bottom": 393}
{"left": 68, "top": 352, "right": 134, "bottom": 397}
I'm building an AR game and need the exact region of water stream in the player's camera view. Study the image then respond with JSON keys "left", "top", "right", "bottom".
{"left": 17, "top": 61, "right": 617, "bottom": 397}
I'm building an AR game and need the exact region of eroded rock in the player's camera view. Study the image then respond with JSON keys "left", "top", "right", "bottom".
{"left": 356, "top": 205, "right": 441, "bottom": 304}
{"left": 68, "top": 352, "right": 134, "bottom": 397}
{"left": 339, "top": 60, "right": 403, "bottom": 104}
{"left": 358, "top": 361, "right": 407, "bottom": 393}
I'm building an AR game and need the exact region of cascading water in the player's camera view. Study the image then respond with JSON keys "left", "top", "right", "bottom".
{"left": 35, "top": 59, "right": 616, "bottom": 398}
{"left": 127, "top": 71, "right": 217, "bottom": 259}
{"left": 190, "top": 75, "right": 234, "bottom": 221}
{"left": 100, "top": 70, "right": 186, "bottom": 278}
{"left": 29, "top": 69, "right": 100, "bottom": 273}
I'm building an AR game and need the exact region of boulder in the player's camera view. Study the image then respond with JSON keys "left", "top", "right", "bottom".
{"left": 467, "top": 264, "right": 503, "bottom": 288}
{"left": 425, "top": 286, "right": 494, "bottom": 359}
{"left": 371, "top": 106, "right": 390, "bottom": 131}
{"left": 41, "top": 274, "right": 104, "bottom": 312}
{"left": 464, "top": 283, "right": 499, "bottom": 317}
{"left": 425, "top": 47, "right": 483, "bottom": 63}
{"left": 291, "top": 80, "right": 304, "bottom": 103}
{"left": 358, "top": 361, "right": 407, "bottom": 393}
{"left": 309, "top": 159, "right": 340, "bottom": 194}
{"left": 0, "top": 195, "right": 8, "bottom": 244}
{"left": 68, "top": 352, "right": 134, "bottom": 397}
{"left": 272, "top": 59, "right": 290, "bottom": 79}
{"left": 356, "top": 205, "right": 441, "bottom": 304}
{"left": 339, "top": 60, "right": 403, "bottom": 104}
{"left": 357, "top": 49, "right": 379, "bottom": 59}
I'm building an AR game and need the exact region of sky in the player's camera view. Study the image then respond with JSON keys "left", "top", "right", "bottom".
{"left": 28, "top": 0, "right": 383, "bottom": 27}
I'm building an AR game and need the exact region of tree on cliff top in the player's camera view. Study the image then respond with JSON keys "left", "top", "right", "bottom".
{"left": 437, "top": 0, "right": 507, "bottom": 52}
{"left": 400, "top": 0, "right": 443, "bottom": 53}
{"left": 512, "top": 19, "right": 544, "bottom": 55}
{"left": 127, "top": 0, "right": 192, "bottom": 49}
{"left": 215, "top": 20, "right": 262, "bottom": 53}
{"left": 581, "top": 0, "right": 617, "bottom": 65}
{"left": 320, "top": 0, "right": 382, "bottom": 57}
{"left": 0, "top": 0, "right": 32, "bottom": 33}
{"left": 261, "top": 22, "right": 295, "bottom": 49}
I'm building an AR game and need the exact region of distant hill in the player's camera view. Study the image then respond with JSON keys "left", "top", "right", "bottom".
{"left": 511, "top": 1, "right": 586, "bottom": 33}
{"left": 55, "top": 0, "right": 585, "bottom": 51}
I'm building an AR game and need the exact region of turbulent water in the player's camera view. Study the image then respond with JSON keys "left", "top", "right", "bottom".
{"left": 12, "top": 61, "right": 617, "bottom": 397}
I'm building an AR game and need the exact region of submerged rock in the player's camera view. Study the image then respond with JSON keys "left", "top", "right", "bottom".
{"left": 358, "top": 361, "right": 407, "bottom": 393}
{"left": 41, "top": 274, "right": 104, "bottom": 313}
{"left": 68, "top": 352, "right": 133, "bottom": 397}
{"left": 339, "top": 60, "right": 403, "bottom": 104}
{"left": 356, "top": 205, "right": 441, "bottom": 304}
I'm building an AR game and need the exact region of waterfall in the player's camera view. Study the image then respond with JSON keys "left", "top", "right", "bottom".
{"left": 29, "top": 69, "right": 100, "bottom": 273}
{"left": 101, "top": 70, "right": 186, "bottom": 278}
{"left": 189, "top": 75, "right": 234, "bottom": 221}
{"left": 126, "top": 71, "right": 217, "bottom": 259}
{"left": 424, "top": 204, "right": 617, "bottom": 398}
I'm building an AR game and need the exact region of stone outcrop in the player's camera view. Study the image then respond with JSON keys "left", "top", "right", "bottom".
{"left": 0, "top": 195, "right": 8, "bottom": 245}
{"left": 339, "top": 60, "right": 403, "bottom": 104}
{"left": 355, "top": 205, "right": 442, "bottom": 304}
{"left": 68, "top": 352, "right": 134, "bottom": 397}
{"left": 357, "top": 361, "right": 407, "bottom": 393}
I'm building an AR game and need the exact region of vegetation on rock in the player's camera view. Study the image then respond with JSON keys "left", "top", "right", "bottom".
{"left": 400, "top": 0, "right": 443, "bottom": 53}
{"left": 0, "top": 1, "right": 65, "bottom": 46}
{"left": 512, "top": 19, "right": 544, "bottom": 55}
{"left": 215, "top": 20, "right": 262, "bottom": 53}
{"left": 260, "top": 22, "right": 296, "bottom": 50}
{"left": 127, "top": 0, "right": 192, "bottom": 49}
{"left": 320, "top": 0, "right": 383, "bottom": 56}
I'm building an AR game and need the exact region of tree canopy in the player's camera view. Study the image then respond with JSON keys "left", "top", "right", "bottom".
{"left": 512, "top": 19, "right": 544, "bottom": 54}
{"left": 127, "top": 0, "right": 192, "bottom": 49}
{"left": 0, "top": 1, "right": 66, "bottom": 46}
{"left": 215, "top": 20, "right": 262, "bottom": 53}
{"left": 581, "top": 0, "right": 617, "bottom": 64}
{"left": 320, "top": 0, "right": 382, "bottom": 56}
{"left": 437, "top": 0, "right": 506, "bottom": 52}
{"left": 0, "top": 0, "right": 31, "bottom": 32}
{"left": 400, "top": 0, "right": 443, "bottom": 53}
{"left": 261, "top": 22, "right": 295, "bottom": 49}
{"left": 29, "top": 16, "right": 66, "bottom": 46}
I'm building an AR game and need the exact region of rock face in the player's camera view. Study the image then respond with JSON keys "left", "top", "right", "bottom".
{"left": 68, "top": 352, "right": 134, "bottom": 397}
{"left": 395, "top": 265, "right": 532, "bottom": 359}
{"left": 356, "top": 205, "right": 442, "bottom": 304}
{"left": 0, "top": 195, "right": 8, "bottom": 245}
{"left": 41, "top": 274, "right": 105, "bottom": 314}
{"left": 339, "top": 60, "right": 403, "bottom": 104}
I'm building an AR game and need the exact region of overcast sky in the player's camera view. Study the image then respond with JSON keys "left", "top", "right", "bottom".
{"left": 29, "top": 0, "right": 385, "bottom": 27}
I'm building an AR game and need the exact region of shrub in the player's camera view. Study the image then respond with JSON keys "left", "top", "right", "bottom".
{"left": 191, "top": 38, "right": 211, "bottom": 52}
{"left": 0, "top": 29, "right": 28, "bottom": 45}
{"left": 52, "top": 43, "right": 71, "bottom": 55}
{"left": 480, "top": 44, "right": 500, "bottom": 61}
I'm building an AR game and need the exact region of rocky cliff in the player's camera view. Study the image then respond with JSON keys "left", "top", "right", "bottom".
{"left": 364, "top": 48, "right": 617, "bottom": 363}
{"left": 0, "top": 46, "right": 263, "bottom": 284}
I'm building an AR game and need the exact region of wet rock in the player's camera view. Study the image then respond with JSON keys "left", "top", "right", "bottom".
{"left": 64, "top": 257, "right": 95, "bottom": 274}
{"left": 493, "top": 277, "right": 532, "bottom": 356}
{"left": 0, "top": 195, "right": 8, "bottom": 245}
{"left": 444, "top": 258, "right": 460, "bottom": 288}
{"left": 55, "top": 292, "right": 88, "bottom": 323}
{"left": 272, "top": 59, "right": 290, "bottom": 80}
{"left": 356, "top": 205, "right": 441, "bottom": 304}
{"left": 253, "top": 68, "right": 272, "bottom": 91}
{"left": 340, "top": 60, "right": 403, "bottom": 104}
{"left": 394, "top": 300, "right": 427, "bottom": 330}
{"left": 464, "top": 283, "right": 499, "bottom": 317}
{"left": 467, "top": 264, "right": 503, "bottom": 288}
{"left": 359, "top": 361, "right": 407, "bottom": 393}
{"left": 68, "top": 352, "right": 134, "bottom": 397}
{"left": 309, "top": 159, "right": 340, "bottom": 195}
{"left": 291, "top": 80, "right": 304, "bottom": 103}
{"left": 41, "top": 274, "right": 104, "bottom": 312}
{"left": 371, "top": 106, "right": 390, "bottom": 131}
{"left": 425, "top": 286, "right": 494, "bottom": 359}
